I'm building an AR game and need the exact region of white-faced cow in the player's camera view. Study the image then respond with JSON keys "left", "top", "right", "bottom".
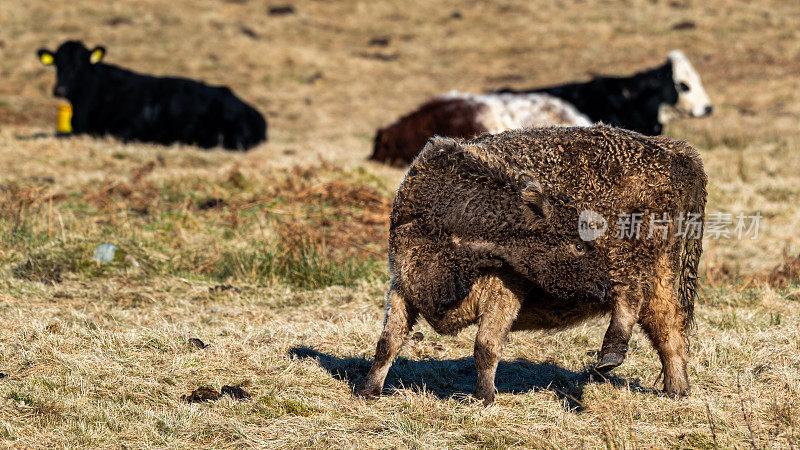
{"left": 37, "top": 41, "right": 266, "bottom": 151}
{"left": 369, "top": 50, "right": 712, "bottom": 165}
{"left": 512, "top": 50, "right": 713, "bottom": 136}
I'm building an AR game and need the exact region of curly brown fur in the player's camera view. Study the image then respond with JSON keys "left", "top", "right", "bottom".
{"left": 358, "top": 125, "right": 707, "bottom": 403}
{"left": 390, "top": 138, "right": 610, "bottom": 328}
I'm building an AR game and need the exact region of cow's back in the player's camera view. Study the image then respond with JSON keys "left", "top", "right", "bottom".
{"left": 72, "top": 64, "right": 265, "bottom": 150}
{"left": 466, "top": 125, "right": 698, "bottom": 214}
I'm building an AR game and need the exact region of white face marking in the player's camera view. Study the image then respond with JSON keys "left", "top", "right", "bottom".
{"left": 442, "top": 91, "right": 592, "bottom": 133}
{"left": 668, "top": 50, "right": 713, "bottom": 118}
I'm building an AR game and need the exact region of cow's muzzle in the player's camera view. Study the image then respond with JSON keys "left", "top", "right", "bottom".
{"left": 691, "top": 104, "right": 714, "bottom": 118}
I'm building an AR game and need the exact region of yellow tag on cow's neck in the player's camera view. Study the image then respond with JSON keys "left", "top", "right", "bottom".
{"left": 57, "top": 103, "right": 73, "bottom": 134}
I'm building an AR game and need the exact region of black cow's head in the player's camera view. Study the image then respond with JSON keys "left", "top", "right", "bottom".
{"left": 37, "top": 41, "right": 105, "bottom": 98}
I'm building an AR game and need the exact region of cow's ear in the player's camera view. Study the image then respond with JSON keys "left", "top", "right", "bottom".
{"left": 521, "top": 180, "right": 552, "bottom": 219}
{"left": 37, "top": 49, "right": 54, "bottom": 66}
{"left": 89, "top": 46, "right": 105, "bottom": 64}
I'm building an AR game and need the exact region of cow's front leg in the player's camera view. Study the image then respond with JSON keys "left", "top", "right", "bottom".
{"left": 473, "top": 275, "right": 522, "bottom": 405}
{"left": 596, "top": 284, "right": 642, "bottom": 372}
{"left": 70, "top": 105, "right": 90, "bottom": 134}
{"left": 356, "top": 287, "right": 418, "bottom": 399}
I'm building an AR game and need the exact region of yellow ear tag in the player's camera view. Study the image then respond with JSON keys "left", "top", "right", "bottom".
{"left": 40, "top": 53, "right": 54, "bottom": 65}
{"left": 90, "top": 49, "right": 104, "bottom": 64}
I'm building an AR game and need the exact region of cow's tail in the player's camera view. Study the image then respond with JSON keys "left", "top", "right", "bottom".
{"left": 676, "top": 149, "right": 707, "bottom": 332}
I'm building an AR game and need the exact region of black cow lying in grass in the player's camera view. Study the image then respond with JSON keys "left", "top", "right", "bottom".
{"left": 37, "top": 41, "right": 266, "bottom": 151}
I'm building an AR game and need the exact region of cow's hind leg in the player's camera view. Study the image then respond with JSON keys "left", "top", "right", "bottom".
{"left": 639, "top": 258, "right": 690, "bottom": 397}
{"left": 356, "top": 287, "right": 418, "bottom": 399}
{"left": 473, "top": 275, "right": 523, "bottom": 405}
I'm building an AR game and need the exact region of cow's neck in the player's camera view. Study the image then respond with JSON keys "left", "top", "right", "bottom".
{"left": 66, "top": 70, "right": 102, "bottom": 109}
{"left": 65, "top": 69, "right": 107, "bottom": 133}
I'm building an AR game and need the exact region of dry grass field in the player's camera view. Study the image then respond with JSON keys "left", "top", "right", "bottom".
{"left": 1, "top": 0, "right": 799, "bottom": 447}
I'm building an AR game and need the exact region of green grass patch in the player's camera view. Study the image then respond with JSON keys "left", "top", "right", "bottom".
{"left": 207, "top": 238, "right": 385, "bottom": 289}
{"left": 2, "top": 165, "right": 391, "bottom": 290}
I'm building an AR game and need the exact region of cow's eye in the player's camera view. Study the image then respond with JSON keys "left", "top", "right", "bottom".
{"left": 677, "top": 82, "right": 690, "bottom": 93}
{"left": 573, "top": 243, "right": 586, "bottom": 254}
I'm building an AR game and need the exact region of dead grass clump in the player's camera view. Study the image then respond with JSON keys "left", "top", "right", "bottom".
{"left": 701, "top": 242, "right": 740, "bottom": 286}
{"left": 295, "top": 180, "right": 390, "bottom": 210}
{"left": 290, "top": 180, "right": 391, "bottom": 258}
{"left": 763, "top": 252, "right": 800, "bottom": 289}
{"left": 0, "top": 184, "right": 49, "bottom": 216}
{"left": 80, "top": 179, "right": 164, "bottom": 216}
{"left": 12, "top": 250, "right": 67, "bottom": 284}
{"left": 79, "top": 160, "right": 165, "bottom": 214}
{"left": 0, "top": 183, "right": 64, "bottom": 245}
{"left": 271, "top": 207, "right": 386, "bottom": 263}
{"left": 169, "top": 165, "right": 392, "bottom": 288}
{"left": 705, "top": 262, "right": 738, "bottom": 286}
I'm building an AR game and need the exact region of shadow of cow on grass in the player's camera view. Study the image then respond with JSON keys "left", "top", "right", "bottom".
{"left": 289, "top": 346, "right": 656, "bottom": 410}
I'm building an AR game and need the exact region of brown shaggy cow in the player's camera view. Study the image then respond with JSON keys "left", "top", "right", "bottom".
{"left": 357, "top": 125, "right": 707, "bottom": 404}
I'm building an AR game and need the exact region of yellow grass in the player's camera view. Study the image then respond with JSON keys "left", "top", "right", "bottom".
{"left": 1, "top": 0, "right": 799, "bottom": 447}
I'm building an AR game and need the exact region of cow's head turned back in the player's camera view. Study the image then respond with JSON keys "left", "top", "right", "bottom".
{"left": 511, "top": 180, "right": 610, "bottom": 303}
{"left": 662, "top": 50, "right": 713, "bottom": 121}
{"left": 37, "top": 41, "right": 106, "bottom": 98}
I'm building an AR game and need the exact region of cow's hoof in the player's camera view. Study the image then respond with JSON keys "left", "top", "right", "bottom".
{"left": 594, "top": 352, "right": 625, "bottom": 373}
{"left": 354, "top": 381, "right": 382, "bottom": 400}
{"left": 663, "top": 379, "right": 690, "bottom": 398}
{"left": 473, "top": 388, "right": 496, "bottom": 406}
